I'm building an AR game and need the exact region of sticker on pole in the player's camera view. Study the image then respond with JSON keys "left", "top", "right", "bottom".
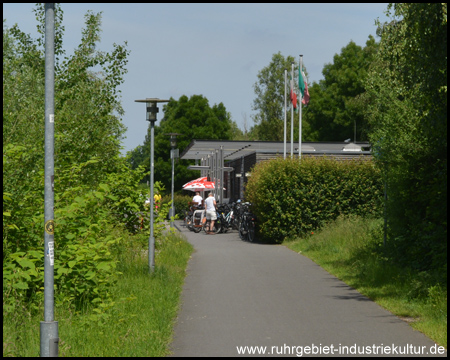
{"left": 45, "top": 220, "right": 54, "bottom": 235}
{"left": 48, "top": 241, "right": 54, "bottom": 266}
{"left": 49, "top": 114, "right": 54, "bottom": 123}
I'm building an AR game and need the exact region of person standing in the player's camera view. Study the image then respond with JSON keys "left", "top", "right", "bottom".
{"left": 204, "top": 192, "right": 217, "bottom": 234}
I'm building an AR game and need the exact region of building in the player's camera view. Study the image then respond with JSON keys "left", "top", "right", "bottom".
{"left": 180, "top": 140, "right": 372, "bottom": 202}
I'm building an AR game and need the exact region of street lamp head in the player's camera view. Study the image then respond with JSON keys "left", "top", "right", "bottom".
{"left": 165, "top": 132, "right": 183, "bottom": 148}
{"left": 135, "top": 98, "right": 170, "bottom": 122}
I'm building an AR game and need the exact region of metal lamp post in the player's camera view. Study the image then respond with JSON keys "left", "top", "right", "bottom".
{"left": 135, "top": 98, "right": 169, "bottom": 272}
{"left": 165, "top": 133, "right": 182, "bottom": 228}
{"left": 41, "top": 3, "right": 59, "bottom": 357}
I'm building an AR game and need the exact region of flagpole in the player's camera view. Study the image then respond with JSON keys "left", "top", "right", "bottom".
{"left": 284, "top": 69, "right": 287, "bottom": 159}
{"left": 291, "top": 62, "right": 294, "bottom": 158}
{"left": 299, "top": 55, "right": 303, "bottom": 160}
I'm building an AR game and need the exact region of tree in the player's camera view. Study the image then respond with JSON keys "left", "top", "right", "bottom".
{"left": 3, "top": 4, "right": 132, "bottom": 260}
{"left": 229, "top": 118, "right": 246, "bottom": 140}
{"left": 364, "top": 3, "right": 447, "bottom": 272}
{"left": 3, "top": 5, "right": 149, "bottom": 312}
{"left": 127, "top": 94, "right": 235, "bottom": 192}
{"left": 251, "top": 52, "right": 300, "bottom": 141}
{"left": 3, "top": 5, "right": 130, "bottom": 187}
{"left": 303, "top": 37, "right": 379, "bottom": 141}
{"left": 3, "top": 5, "right": 131, "bottom": 244}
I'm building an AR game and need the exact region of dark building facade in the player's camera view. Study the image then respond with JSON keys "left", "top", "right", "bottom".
{"left": 181, "top": 140, "right": 372, "bottom": 203}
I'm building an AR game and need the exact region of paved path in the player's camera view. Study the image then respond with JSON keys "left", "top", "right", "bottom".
{"left": 170, "top": 220, "right": 445, "bottom": 357}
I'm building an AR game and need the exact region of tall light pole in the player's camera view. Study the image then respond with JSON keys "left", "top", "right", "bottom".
{"left": 41, "top": 3, "right": 59, "bottom": 356}
{"left": 135, "top": 98, "right": 169, "bottom": 272}
{"left": 165, "top": 133, "right": 182, "bottom": 228}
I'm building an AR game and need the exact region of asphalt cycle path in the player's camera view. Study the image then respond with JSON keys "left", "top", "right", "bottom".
{"left": 170, "top": 220, "right": 445, "bottom": 357}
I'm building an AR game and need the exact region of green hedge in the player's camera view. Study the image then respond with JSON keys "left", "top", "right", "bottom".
{"left": 245, "top": 156, "right": 383, "bottom": 243}
{"left": 161, "top": 193, "right": 193, "bottom": 218}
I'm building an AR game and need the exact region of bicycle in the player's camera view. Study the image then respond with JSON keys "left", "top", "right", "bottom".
{"left": 216, "top": 203, "right": 233, "bottom": 233}
{"left": 238, "top": 202, "right": 256, "bottom": 242}
{"left": 203, "top": 202, "right": 234, "bottom": 234}
{"left": 232, "top": 200, "right": 244, "bottom": 231}
{"left": 202, "top": 215, "right": 220, "bottom": 234}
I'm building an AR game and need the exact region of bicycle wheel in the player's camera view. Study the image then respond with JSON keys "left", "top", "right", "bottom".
{"left": 184, "top": 214, "right": 193, "bottom": 231}
{"left": 239, "top": 218, "right": 247, "bottom": 241}
{"left": 208, "top": 221, "right": 220, "bottom": 234}
{"left": 215, "top": 218, "right": 223, "bottom": 233}
{"left": 203, "top": 220, "right": 210, "bottom": 233}
{"left": 248, "top": 222, "right": 255, "bottom": 242}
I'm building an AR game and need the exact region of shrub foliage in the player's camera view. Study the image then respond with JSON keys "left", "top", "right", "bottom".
{"left": 245, "top": 156, "right": 383, "bottom": 243}
{"left": 3, "top": 144, "right": 172, "bottom": 312}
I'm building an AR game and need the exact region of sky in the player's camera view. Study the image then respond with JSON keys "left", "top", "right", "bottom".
{"left": 3, "top": 3, "right": 390, "bottom": 155}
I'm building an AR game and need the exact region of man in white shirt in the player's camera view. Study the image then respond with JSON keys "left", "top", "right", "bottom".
{"left": 192, "top": 192, "right": 203, "bottom": 207}
{"left": 204, "top": 192, "right": 217, "bottom": 234}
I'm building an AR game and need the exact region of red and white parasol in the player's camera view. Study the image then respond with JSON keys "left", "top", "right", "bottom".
{"left": 182, "top": 177, "right": 225, "bottom": 192}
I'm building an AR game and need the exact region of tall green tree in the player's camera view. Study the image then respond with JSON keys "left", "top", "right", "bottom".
{"left": 3, "top": 5, "right": 130, "bottom": 187}
{"left": 127, "top": 94, "right": 235, "bottom": 192}
{"left": 251, "top": 52, "right": 300, "bottom": 141}
{"left": 364, "top": 3, "right": 447, "bottom": 272}
{"left": 3, "top": 5, "right": 131, "bottom": 246}
{"left": 3, "top": 5, "right": 147, "bottom": 312}
{"left": 303, "top": 36, "right": 379, "bottom": 142}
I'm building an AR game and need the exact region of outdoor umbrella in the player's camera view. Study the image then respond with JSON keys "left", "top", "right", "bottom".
{"left": 182, "top": 177, "right": 225, "bottom": 192}
{"left": 183, "top": 177, "right": 208, "bottom": 187}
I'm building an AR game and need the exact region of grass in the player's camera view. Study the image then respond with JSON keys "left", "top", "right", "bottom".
{"left": 283, "top": 215, "right": 447, "bottom": 349}
{"left": 4, "top": 216, "right": 446, "bottom": 355}
{"left": 3, "top": 230, "right": 193, "bottom": 357}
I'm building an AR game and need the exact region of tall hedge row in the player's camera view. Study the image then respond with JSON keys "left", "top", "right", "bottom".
{"left": 245, "top": 156, "right": 383, "bottom": 243}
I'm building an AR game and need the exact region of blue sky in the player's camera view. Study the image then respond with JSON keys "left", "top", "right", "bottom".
{"left": 3, "top": 3, "right": 389, "bottom": 155}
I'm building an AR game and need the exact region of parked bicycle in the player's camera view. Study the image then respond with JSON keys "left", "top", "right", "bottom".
{"left": 232, "top": 200, "right": 244, "bottom": 231}
{"left": 238, "top": 202, "right": 257, "bottom": 242}
{"left": 201, "top": 203, "right": 234, "bottom": 234}
{"left": 215, "top": 203, "right": 234, "bottom": 233}
{"left": 202, "top": 213, "right": 221, "bottom": 234}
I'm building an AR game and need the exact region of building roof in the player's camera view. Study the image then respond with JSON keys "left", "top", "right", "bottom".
{"left": 180, "top": 139, "right": 372, "bottom": 161}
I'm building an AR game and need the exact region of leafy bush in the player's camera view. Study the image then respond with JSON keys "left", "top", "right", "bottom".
{"left": 246, "top": 156, "right": 383, "bottom": 243}
{"left": 161, "top": 193, "right": 192, "bottom": 218}
{"left": 2, "top": 144, "right": 162, "bottom": 313}
{"left": 174, "top": 194, "right": 193, "bottom": 217}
